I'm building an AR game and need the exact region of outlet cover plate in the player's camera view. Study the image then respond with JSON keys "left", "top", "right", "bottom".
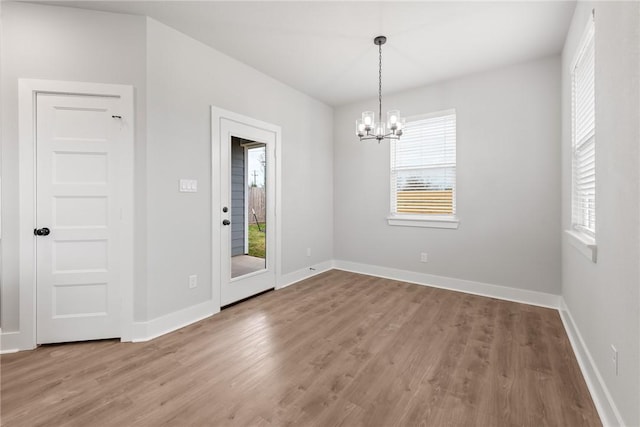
{"left": 189, "top": 274, "right": 198, "bottom": 289}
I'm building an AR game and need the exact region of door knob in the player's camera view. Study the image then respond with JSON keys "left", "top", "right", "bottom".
{"left": 222, "top": 219, "right": 231, "bottom": 226}
{"left": 34, "top": 227, "right": 50, "bottom": 236}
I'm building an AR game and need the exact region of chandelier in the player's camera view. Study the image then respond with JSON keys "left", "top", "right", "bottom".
{"left": 356, "top": 35, "right": 404, "bottom": 142}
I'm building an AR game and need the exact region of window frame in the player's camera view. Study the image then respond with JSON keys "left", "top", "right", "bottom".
{"left": 566, "top": 12, "right": 597, "bottom": 262}
{"left": 387, "top": 108, "right": 459, "bottom": 229}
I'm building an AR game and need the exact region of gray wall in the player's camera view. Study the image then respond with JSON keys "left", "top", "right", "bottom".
{"left": 231, "top": 137, "right": 245, "bottom": 257}
{"left": 145, "top": 18, "right": 333, "bottom": 319}
{"left": 0, "top": 2, "right": 148, "bottom": 328}
{"left": 561, "top": 3, "right": 640, "bottom": 425}
{"left": 0, "top": 3, "right": 334, "bottom": 329}
{"left": 334, "top": 56, "right": 562, "bottom": 294}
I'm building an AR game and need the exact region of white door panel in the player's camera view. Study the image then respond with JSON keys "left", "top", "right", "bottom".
{"left": 36, "top": 93, "right": 121, "bottom": 344}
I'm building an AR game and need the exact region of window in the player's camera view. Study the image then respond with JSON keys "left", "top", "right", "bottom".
{"left": 571, "top": 18, "right": 595, "bottom": 237}
{"left": 388, "top": 109, "right": 458, "bottom": 228}
{"left": 566, "top": 14, "right": 597, "bottom": 263}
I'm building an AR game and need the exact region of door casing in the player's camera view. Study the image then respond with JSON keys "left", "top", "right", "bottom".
{"left": 17, "top": 79, "right": 135, "bottom": 350}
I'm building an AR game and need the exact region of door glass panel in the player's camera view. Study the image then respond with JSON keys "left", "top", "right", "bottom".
{"left": 231, "top": 137, "right": 267, "bottom": 278}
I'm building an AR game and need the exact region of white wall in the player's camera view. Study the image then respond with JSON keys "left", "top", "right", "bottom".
{"left": 0, "top": 2, "right": 148, "bottom": 330}
{"left": 145, "top": 19, "right": 333, "bottom": 319}
{"left": 334, "top": 56, "right": 561, "bottom": 295}
{"left": 561, "top": 3, "right": 640, "bottom": 426}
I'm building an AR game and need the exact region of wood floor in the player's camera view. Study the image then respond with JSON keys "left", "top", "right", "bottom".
{"left": 1, "top": 270, "right": 600, "bottom": 426}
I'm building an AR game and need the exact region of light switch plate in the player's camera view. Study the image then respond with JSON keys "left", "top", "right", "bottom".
{"left": 179, "top": 179, "right": 198, "bottom": 193}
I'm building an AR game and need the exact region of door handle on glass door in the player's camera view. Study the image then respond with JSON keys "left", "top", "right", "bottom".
{"left": 222, "top": 220, "right": 231, "bottom": 226}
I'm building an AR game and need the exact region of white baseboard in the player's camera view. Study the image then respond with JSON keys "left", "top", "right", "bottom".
{"left": 132, "top": 261, "right": 335, "bottom": 342}
{"left": 3, "top": 259, "right": 619, "bottom": 427}
{"left": 333, "top": 260, "right": 560, "bottom": 309}
{"left": 331, "top": 261, "right": 619, "bottom": 424}
{"left": 0, "top": 260, "right": 562, "bottom": 352}
{"left": 132, "top": 300, "right": 218, "bottom": 342}
{"left": 0, "top": 331, "right": 28, "bottom": 354}
{"left": 1, "top": 261, "right": 336, "bottom": 351}
{"left": 559, "top": 298, "right": 624, "bottom": 427}
{"left": 277, "top": 260, "right": 334, "bottom": 290}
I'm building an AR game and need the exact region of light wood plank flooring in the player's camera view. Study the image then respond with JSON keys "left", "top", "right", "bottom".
{"left": 1, "top": 270, "right": 600, "bottom": 426}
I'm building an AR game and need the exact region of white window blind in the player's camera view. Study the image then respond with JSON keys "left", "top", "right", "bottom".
{"left": 390, "top": 109, "right": 456, "bottom": 216}
{"left": 571, "top": 19, "right": 595, "bottom": 236}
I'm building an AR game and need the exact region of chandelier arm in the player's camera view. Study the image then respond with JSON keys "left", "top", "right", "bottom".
{"left": 359, "top": 132, "right": 400, "bottom": 142}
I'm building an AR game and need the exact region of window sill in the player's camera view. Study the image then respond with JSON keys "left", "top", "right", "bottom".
{"left": 565, "top": 229, "right": 597, "bottom": 263}
{"left": 387, "top": 215, "right": 459, "bottom": 229}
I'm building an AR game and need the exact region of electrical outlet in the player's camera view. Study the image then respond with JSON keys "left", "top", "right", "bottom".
{"left": 306, "top": 247, "right": 311, "bottom": 257}
{"left": 420, "top": 252, "right": 428, "bottom": 263}
{"left": 611, "top": 345, "right": 618, "bottom": 375}
{"left": 188, "top": 274, "right": 198, "bottom": 289}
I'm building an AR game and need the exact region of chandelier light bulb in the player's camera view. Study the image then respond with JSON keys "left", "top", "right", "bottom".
{"left": 396, "top": 118, "right": 406, "bottom": 136}
{"left": 387, "top": 110, "right": 400, "bottom": 130}
{"left": 362, "top": 111, "right": 375, "bottom": 131}
{"left": 356, "top": 119, "right": 365, "bottom": 137}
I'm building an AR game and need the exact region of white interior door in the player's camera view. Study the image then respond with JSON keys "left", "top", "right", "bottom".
{"left": 36, "top": 93, "right": 122, "bottom": 344}
{"left": 219, "top": 117, "right": 276, "bottom": 306}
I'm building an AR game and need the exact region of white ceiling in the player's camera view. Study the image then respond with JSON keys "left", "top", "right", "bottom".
{"left": 36, "top": 1, "right": 576, "bottom": 106}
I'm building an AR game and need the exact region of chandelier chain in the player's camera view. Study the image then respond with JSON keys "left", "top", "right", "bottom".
{"left": 378, "top": 43, "right": 382, "bottom": 122}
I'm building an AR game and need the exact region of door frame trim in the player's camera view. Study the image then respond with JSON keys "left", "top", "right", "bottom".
{"left": 211, "top": 107, "right": 282, "bottom": 310}
{"left": 17, "top": 79, "right": 135, "bottom": 350}
{"left": 243, "top": 144, "right": 249, "bottom": 255}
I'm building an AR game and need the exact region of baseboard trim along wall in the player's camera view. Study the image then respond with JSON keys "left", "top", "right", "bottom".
{"left": 2, "top": 257, "right": 619, "bottom": 427}
{"left": 277, "top": 260, "right": 334, "bottom": 290}
{"left": 1, "top": 259, "right": 620, "bottom": 426}
{"left": 130, "top": 259, "right": 560, "bottom": 345}
{"left": 559, "top": 298, "right": 624, "bottom": 427}
{"left": 132, "top": 300, "right": 218, "bottom": 343}
{"left": 332, "top": 260, "right": 561, "bottom": 309}
{"left": 0, "top": 331, "right": 26, "bottom": 354}
{"left": 1, "top": 260, "right": 619, "bottom": 426}
{"left": 330, "top": 261, "right": 616, "bottom": 426}
{"left": 131, "top": 261, "right": 335, "bottom": 343}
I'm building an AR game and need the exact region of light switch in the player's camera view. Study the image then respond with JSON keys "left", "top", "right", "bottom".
{"left": 179, "top": 179, "right": 198, "bottom": 193}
